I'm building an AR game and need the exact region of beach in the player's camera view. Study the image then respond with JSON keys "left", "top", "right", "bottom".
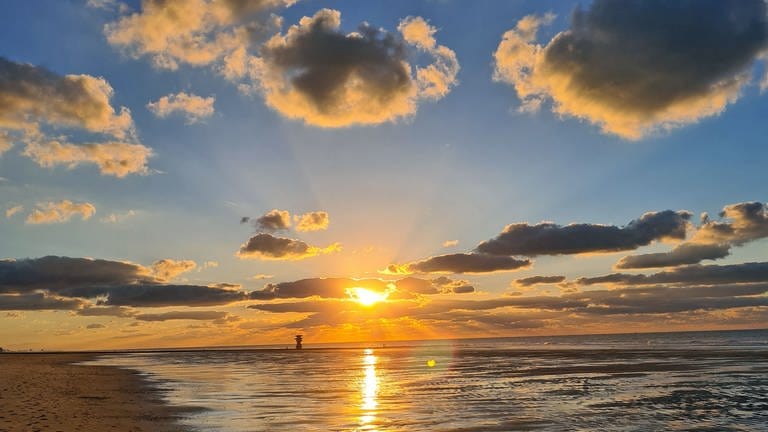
{"left": 0, "top": 353, "right": 191, "bottom": 432}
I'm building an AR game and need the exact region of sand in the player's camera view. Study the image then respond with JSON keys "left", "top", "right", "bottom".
{"left": 0, "top": 353, "right": 194, "bottom": 432}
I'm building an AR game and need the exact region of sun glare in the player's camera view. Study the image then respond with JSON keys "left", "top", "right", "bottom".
{"left": 347, "top": 287, "right": 388, "bottom": 306}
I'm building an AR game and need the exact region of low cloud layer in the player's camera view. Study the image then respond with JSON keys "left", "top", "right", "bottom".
{"left": 249, "top": 276, "right": 473, "bottom": 300}
{"left": 493, "top": 0, "right": 768, "bottom": 139}
{"left": 0, "top": 57, "right": 151, "bottom": 176}
{"left": 386, "top": 253, "right": 531, "bottom": 275}
{"left": 617, "top": 202, "right": 768, "bottom": 269}
{"left": 0, "top": 256, "right": 246, "bottom": 308}
{"left": 237, "top": 233, "right": 340, "bottom": 260}
{"left": 513, "top": 275, "right": 566, "bottom": 287}
{"left": 147, "top": 92, "right": 215, "bottom": 123}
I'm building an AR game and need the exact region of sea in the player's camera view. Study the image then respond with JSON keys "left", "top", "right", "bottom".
{"left": 85, "top": 329, "right": 768, "bottom": 431}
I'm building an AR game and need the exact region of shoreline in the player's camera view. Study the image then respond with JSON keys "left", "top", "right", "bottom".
{"left": 0, "top": 353, "right": 198, "bottom": 432}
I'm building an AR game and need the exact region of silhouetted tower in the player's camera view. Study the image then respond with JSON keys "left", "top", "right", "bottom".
{"left": 295, "top": 334, "right": 303, "bottom": 350}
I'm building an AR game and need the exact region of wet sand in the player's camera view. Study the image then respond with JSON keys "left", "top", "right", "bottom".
{"left": 0, "top": 353, "right": 194, "bottom": 432}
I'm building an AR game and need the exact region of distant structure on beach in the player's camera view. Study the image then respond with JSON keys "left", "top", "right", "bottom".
{"left": 294, "top": 335, "right": 303, "bottom": 350}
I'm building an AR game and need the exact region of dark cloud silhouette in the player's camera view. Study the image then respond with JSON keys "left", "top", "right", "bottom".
{"left": 494, "top": 0, "right": 768, "bottom": 138}
{"left": 68, "top": 284, "right": 247, "bottom": 308}
{"left": 237, "top": 233, "right": 340, "bottom": 260}
{"left": 577, "top": 262, "right": 768, "bottom": 287}
{"left": 0, "top": 256, "right": 154, "bottom": 294}
{"left": 387, "top": 253, "right": 531, "bottom": 275}
{"left": 617, "top": 202, "right": 768, "bottom": 269}
{"left": 476, "top": 210, "right": 691, "bottom": 256}
{"left": 514, "top": 275, "right": 566, "bottom": 287}
{"left": 0, "top": 293, "right": 85, "bottom": 310}
{"left": 615, "top": 243, "right": 730, "bottom": 269}
{"left": 135, "top": 311, "right": 230, "bottom": 321}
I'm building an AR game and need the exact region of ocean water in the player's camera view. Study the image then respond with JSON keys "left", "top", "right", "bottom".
{"left": 87, "top": 330, "right": 768, "bottom": 431}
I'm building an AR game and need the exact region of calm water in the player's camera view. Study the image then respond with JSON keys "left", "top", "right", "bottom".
{"left": 88, "top": 330, "right": 768, "bottom": 431}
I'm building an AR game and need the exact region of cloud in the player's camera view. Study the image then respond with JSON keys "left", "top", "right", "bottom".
{"left": 442, "top": 240, "right": 459, "bottom": 248}
{"left": 513, "top": 275, "right": 566, "bottom": 287}
{"left": 576, "top": 262, "right": 768, "bottom": 287}
{"left": 0, "top": 132, "right": 12, "bottom": 155}
{"left": 237, "top": 233, "right": 340, "bottom": 260}
{"left": 385, "top": 253, "right": 531, "bottom": 275}
{"left": 615, "top": 243, "right": 731, "bottom": 269}
{"left": 25, "top": 200, "right": 96, "bottom": 225}
{"left": 246, "top": 9, "right": 459, "bottom": 127}
{"left": 100, "top": 210, "right": 137, "bottom": 224}
{"left": 0, "top": 256, "right": 154, "bottom": 294}
{"left": 254, "top": 208, "right": 291, "bottom": 231}
{"left": 0, "top": 58, "right": 151, "bottom": 177}
{"left": 104, "top": 0, "right": 291, "bottom": 70}
{"left": 252, "top": 273, "right": 273, "bottom": 280}
{"left": 147, "top": 92, "right": 215, "bottom": 123}
{"left": 86, "top": 323, "right": 106, "bottom": 329}
{"left": 21, "top": 139, "right": 152, "bottom": 178}
{"left": 151, "top": 259, "right": 197, "bottom": 281}
{"left": 475, "top": 210, "right": 691, "bottom": 256}
{"left": 493, "top": 1, "right": 768, "bottom": 139}
{"left": 135, "top": 310, "right": 230, "bottom": 321}
{"left": 5, "top": 205, "right": 23, "bottom": 219}
{"left": 616, "top": 202, "right": 768, "bottom": 269}
{"left": 249, "top": 276, "right": 473, "bottom": 300}
{"left": 294, "top": 211, "right": 329, "bottom": 232}
{"left": 0, "top": 293, "right": 85, "bottom": 311}
{"left": 0, "top": 57, "right": 134, "bottom": 138}
{"left": 70, "top": 284, "right": 248, "bottom": 308}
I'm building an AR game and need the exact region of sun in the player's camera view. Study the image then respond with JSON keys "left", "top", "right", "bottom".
{"left": 347, "top": 287, "right": 389, "bottom": 306}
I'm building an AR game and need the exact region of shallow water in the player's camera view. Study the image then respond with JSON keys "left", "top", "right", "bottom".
{"left": 89, "top": 330, "right": 768, "bottom": 431}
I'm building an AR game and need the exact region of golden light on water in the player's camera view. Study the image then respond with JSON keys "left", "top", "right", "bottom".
{"left": 347, "top": 287, "right": 389, "bottom": 306}
{"left": 360, "top": 348, "right": 379, "bottom": 427}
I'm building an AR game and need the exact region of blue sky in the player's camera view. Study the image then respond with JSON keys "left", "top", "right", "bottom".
{"left": 1, "top": 0, "right": 767, "bottom": 349}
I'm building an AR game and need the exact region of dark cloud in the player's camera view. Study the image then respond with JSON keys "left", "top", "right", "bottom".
{"left": 237, "top": 233, "right": 340, "bottom": 260}
{"left": 135, "top": 311, "right": 230, "bottom": 321}
{"left": 476, "top": 210, "right": 691, "bottom": 256}
{"left": 577, "top": 262, "right": 768, "bottom": 287}
{"left": 86, "top": 323, "right": 105, "bottom": 329}
{"left": 0, "top": 256, "right": 247, "bottom": 308}
{"left": 77, "top": 306, "right": 137, "bottom": 318}
{"left": 0, "top": 293, "right": 84, "bottom": 311}
{"left": 78, "top": 284, "right": 247, "bottom": 308}
{"left": 494, "top": 0, "right": 768, "bottom": 138}
{"left": 252, "top": 10, "right": 459, "bottom": 127}
{"left": 615, "top": 243, "right": 730, "bottom": 269}
{"left": 0, "top": 256, "right": 154, "bottom": 294}
{"left": 254, "top": 209, "right": 291, "bottom": 231}
{"left": 617, "top": 202, "right": 768, "bottom": 269}
{"left": 514, "top": 275, "right": 566, "bottom": 287}
{"left": 388, "top": 253, "right": 531, "bottom": 275}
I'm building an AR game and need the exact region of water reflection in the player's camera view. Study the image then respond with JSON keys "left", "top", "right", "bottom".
{"left": 360, "top": 348, "right": 379, "bottom": 429}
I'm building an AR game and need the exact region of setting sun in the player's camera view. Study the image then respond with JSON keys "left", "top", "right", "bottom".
{"left": 347, "top": 287, "right": 389, "bottom": 306}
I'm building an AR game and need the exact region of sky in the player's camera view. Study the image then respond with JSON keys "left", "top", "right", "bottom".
{"left": 1, "top": 0, "right": 768, "bottom": 351}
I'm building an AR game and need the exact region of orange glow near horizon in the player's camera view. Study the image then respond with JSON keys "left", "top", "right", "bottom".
{"left": 347, "top": 287, "right": 389, "bottom": 306}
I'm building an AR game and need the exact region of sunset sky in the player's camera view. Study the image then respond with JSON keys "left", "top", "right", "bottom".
{"left": 1, "top": 0, "right": 768, "bottom": 350}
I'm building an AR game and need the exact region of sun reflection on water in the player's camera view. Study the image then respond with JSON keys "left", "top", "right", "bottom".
{"left": 360, "top": 348, "right": 379, "bottom": 429}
